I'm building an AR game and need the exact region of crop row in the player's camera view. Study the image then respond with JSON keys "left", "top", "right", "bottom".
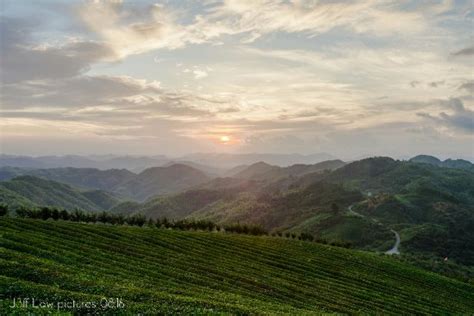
{"left": 0, "top": 218, "right": 473, "bottom": 314}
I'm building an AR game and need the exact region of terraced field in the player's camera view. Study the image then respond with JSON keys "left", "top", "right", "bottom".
{"left": 0, "top": 218, "right": 473, "bottom": 314}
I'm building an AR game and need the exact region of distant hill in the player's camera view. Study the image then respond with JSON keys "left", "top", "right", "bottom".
{"left": 0, "top": 154, "right": 169, "bottom": 172}
{"left": 114, "top": 164, "right": 210, "bottom": 201}
{"left": 28, "top": 167, "right": 136, "bottom": 191}
{"left": 410, "top": 155, "right": 474, "bottom": 171}
{"left": 81, "top": 190, "right": 123, "bottom": 210}
{"left": 0, "top": 166, "right": 28, "bottom": 181}
{"left": 1, "top": 218, "right": 472, "bottom": 314}
{"left": 0, "top": 164, "right": 211, "bottom": 202}
{"left": 179, "top": 152, "right": 336, "bottom": 168}
{"left": 232, "top": 161, "right": 280, "bottom": 179}
{"left": 136, "top": 189, "right": 231, "bottom": 219}
{"left": 114, "top": 177, "right": 259, "bottom": 218}
{"left": 161, "top": 160, "right": 224, "bottom": 177}
{"left": 231, "top": 160, "right": 345, "bottom": 181}
{"left": 108, "top": 200, "right": 142, "bottom": 216}
{"left": 0, "top": 153, "right": 338, "bottom": 171}
{"left": 223, "top": 164, "right": 249, "bottom": 177}
{"left": 0, "top": 176, "right": 121, "bottom": 211}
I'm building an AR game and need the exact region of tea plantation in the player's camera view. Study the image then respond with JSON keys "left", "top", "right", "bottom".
{"left": 0, "top": 218, "right": 473, "bottom": 315}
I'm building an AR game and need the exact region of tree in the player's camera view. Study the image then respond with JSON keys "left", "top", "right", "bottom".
{"left": 135, "top": 215, "right": 146, "bottom": 227}
{"left": 114, "top": 214, "right": 125, "bottom": 225}
{"left": 331, "top": 202, "right": 340, "bottom": 215}
{"left": 40, "top": 207, "right": 52, "bottom": 220}
{"left": 51, "top": 208, "right": 60, "bottom": 221}
{"left": 147, "top": 218, "right": 155, "bottom": 227}
{"left": 300, "top": 232, "right": 314, "bottom": 241}
{"left": 98, "top": 211, "right": 109, "bottom": 224}
{"left": 0, "top": 204, "right": 8, "bottom": 217}
{"left": 162, "top": 217, "right": 170, "bottom": 228}
{"left": 71, "top": 209, "right": 85, "bottom": 222}
{"left": 15, "top": 206, "right": 29, "bottom": 218}
{"left": 59, "top": 209, "right": 70, "bottom": 220}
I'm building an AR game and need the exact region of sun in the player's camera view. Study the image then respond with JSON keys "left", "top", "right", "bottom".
{"left": 220, "top": 135, "right": 231, "bottom": 143}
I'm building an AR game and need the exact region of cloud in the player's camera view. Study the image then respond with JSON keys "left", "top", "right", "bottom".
{"left": 428, "top": 80, "right": 445, "bottom": 88}
{"left": 410, "top": 81, "right": 421, "bottom": 88}
{"left": 0, "top": 17, "right": 114, "bottom": 83}
{"left": 452, "top": 46, "right": 474, "bottom": 56}
{"left": 1, "top": 75, "right": 161, "bottom": 109}
{"left": 458, "top": 81, "right": 474, "bottom": 93}
{"left": 1, "top": 73, "right": 246, "bottom": 125}
{"left": 72, "top": 0, "right": 442, "bottom": 60}
{"left": 77, "top": 1, "right": 200, "bottom": 58}
{"left": 193, "top": 69, "right": 208, "bottom": 79}
{"left": 417, "top": 98, "right": 474, "bottom": 133}
{"left": 206, "top": 0, "right": 431, "bottom": 41}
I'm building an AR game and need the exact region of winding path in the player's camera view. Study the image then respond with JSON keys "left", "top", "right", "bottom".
{"left": 385, "top": 230, "right": 400, "bottom": 255}
{"left": 347, "top": 205, "right": 400, "bottom": 255}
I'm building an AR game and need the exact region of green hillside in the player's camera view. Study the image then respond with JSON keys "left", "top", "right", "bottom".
{"left": 332, "top": 158, "right": 474, "bottom": 265}
{"left": 0, "top": 176, "right": 121, "bottom": 211}
{"left": 0, "top": 186, "right": 37, "bottom": 209}
{"left": 410, "top": 155, "right": 474, "bottom": 171}
{"left": 121, "top": 158, "right": 474, "bottom": 265}
{"left": 231, "top": 160, "right": 345, "bottom": 182}
{"left": 0, "top": 167, "right": 136, "bottom": 190}
{"left": 115, "top": 164, "right": 210, "bottom": 201}
{"left": 0, "top": 164, "right": 210, "bottom": 202}
{"left": 127, "top": 180, "right": 389, "bottom": 250}
{"left": 0, "top": 217, "right": 473, "bottom": 314}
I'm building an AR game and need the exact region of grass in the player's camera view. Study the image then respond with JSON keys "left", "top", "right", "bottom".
{"left": 0, "top": 218, "right": 473, "bottom": 315}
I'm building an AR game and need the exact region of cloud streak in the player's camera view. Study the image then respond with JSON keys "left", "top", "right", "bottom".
{"left": 418, "top": 99, "right": 474, "bottom": 133}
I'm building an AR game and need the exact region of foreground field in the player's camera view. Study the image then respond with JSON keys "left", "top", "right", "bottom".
{"left": 0, "top": 218, "right": 473, "bottom": 314}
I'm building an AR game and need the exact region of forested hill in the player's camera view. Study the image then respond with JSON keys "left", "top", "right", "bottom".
{"left": 0, "top": 176, "right": 121, "bottom": 211}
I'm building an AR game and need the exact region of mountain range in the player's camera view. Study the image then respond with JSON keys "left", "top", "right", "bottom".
{"left": 0, "top": 152, "right": 337, "bottom": 172}
{"left": 0, "top": 164, "right": 210, "bottom": 202}
{"left": 1, "top": 154, "right": 473, "bottom": 268}
{"left": 111, "top": 157, "right": 474, "bottom": 266}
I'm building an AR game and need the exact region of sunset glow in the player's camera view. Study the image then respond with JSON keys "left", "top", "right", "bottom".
{"left": 220, "top": 136, "right": 231, "bottom": 144}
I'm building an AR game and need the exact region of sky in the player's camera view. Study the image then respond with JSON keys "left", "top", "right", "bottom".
{"left": 0, "top": 0, "right": 473, "bottom": 160}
